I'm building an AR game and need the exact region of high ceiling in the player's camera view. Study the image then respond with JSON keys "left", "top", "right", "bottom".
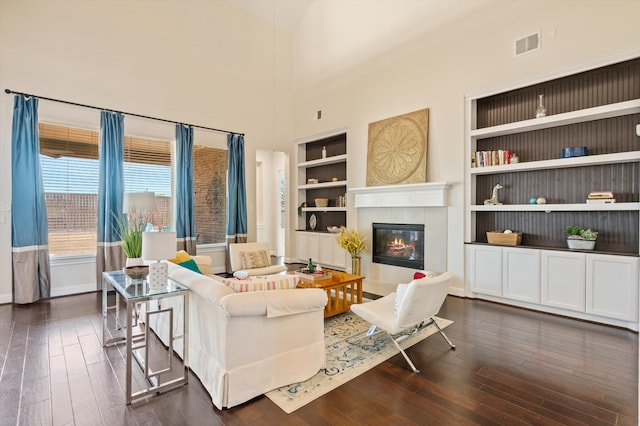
{"left": 226, "top": 0, "right": 313, "bottom": 33}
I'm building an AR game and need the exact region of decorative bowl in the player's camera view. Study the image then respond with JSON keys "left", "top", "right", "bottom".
{"left": 315, "top": 198, "right": 329, "bottom": 208}
{"left": 124, "top": 265, "right": 149, "bottom": 280}
{"left": 561, "top": 146, "right": 588, "bottom": 158}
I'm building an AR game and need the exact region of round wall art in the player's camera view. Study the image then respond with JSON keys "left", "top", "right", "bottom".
{"left": 366, "top": 108, "right": 429, "bottom": 186}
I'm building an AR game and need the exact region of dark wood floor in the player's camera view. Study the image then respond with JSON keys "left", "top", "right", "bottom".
{"left": 0, "top": 289, "right": 637, "bottom": 425}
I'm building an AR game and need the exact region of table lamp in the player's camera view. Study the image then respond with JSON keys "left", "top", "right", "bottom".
{"left": 142, "top": 231, "right": 176, "bottom": 290}
{"left": 123, "top": 191, "right": 157, "bottom": 214}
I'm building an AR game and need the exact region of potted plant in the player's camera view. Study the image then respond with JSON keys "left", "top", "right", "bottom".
{"left": 565, "top": 225, "right": 598, "bottom": 250}
{"left": 113, "top": 211, "right": 148, "bottom": 266}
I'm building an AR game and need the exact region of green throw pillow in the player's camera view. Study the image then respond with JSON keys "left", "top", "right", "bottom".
{"left": 178, "top": 258, "right": 202, "bottom": 274}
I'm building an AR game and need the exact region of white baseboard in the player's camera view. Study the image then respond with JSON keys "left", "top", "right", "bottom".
{"left": 51, "top": 282, "right": 97, "bottom": 298}
{"left": 448, "top": 287, "right": 465, "bottom": 297}
{"left": 0, "top": 293, "right": 12, "bottom": 304}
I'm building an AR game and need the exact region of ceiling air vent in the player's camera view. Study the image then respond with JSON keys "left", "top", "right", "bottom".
{"left": 515, "top": 32, "right": 540, "bottom": 56}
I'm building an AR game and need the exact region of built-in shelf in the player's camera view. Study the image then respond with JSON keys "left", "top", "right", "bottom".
{"left": 471, "top": 151, "right": 640, "bottom": 175}
{"left": 298, "top": 180, "right": 347, "bottom": 190}
{"left": 470, "top": 99, "right": 640, "bottom": 138}
{"left": 465, "top": 54, "right": 640, "bottom": 331}
{"left": 470, "top": 202, "right": 640, "bottom": 212}
{"left": 465, "top": 241, "right": 640, "bottom": 257}
{"left": 301, "top": 207, "right": 347, "bottom": 212}
{"left": 296, "top": 130, "right": 348, "bottom": 241}
{"left": 298, "top": 154, "right": 347, "bottom": 169}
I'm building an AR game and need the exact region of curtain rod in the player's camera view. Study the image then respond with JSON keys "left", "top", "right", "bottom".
{"left": 4, "top": 88, "right": 244, "bottom": 136}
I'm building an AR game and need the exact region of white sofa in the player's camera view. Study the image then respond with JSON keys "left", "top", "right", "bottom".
{"left": 228, "top": 242, "right": 287, "bottom": 276}
{"left": 150, "top": 260, "right": 328, "bottom": 409}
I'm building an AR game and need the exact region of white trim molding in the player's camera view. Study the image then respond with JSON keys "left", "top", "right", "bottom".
{"left": 350, "top": 182, "right": 449, "bottom": 208}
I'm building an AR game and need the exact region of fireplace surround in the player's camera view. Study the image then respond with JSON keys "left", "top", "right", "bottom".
{"left": 372, "top": 223, "right": 425, "bottom": 269}
{"left": 350, "top": 182, "right": 449, "bottom": 286}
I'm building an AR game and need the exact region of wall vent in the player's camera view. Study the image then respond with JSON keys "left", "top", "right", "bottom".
{"left": 515, "top": 32, "right": 540, "bottom": 56}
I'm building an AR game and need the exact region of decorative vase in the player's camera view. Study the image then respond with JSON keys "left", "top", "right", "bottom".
{"left": 351, "top": 257, "right": 361, "bottom": 275}
{"left": 536, "top": 94, "right": 547, "bottom": 118}
{"left": 125, "top": 257, "right": 143, "bottom": 267}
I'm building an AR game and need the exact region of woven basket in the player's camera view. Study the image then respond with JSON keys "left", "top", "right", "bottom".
{"left": 486, "top": 231, "right": 522, "bottom": 246}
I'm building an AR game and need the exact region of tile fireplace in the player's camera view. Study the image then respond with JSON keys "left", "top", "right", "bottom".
{"left": 372, "top": 223, "right": 425, "bottom": 270}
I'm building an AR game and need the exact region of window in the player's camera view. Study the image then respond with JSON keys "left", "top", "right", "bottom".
{"left": 40, "top": 124, "right": 99, "bottom": 256}
{"left": 122, "top": 135, "right": 172, "bottom": 230}
{"left": 193, "top": 145, "right": 227, "bottom": 244}
{"left": 39, "top": 123, "right": 174, "bottom": 256}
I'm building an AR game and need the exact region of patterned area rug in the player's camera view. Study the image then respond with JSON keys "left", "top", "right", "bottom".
{"left": 265, "top": 311, "right": 453, "bottom": 414}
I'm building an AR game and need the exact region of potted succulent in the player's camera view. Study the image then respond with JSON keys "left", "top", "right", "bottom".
{"left": 565, "top": 225, "right": 598, "bottom": 250}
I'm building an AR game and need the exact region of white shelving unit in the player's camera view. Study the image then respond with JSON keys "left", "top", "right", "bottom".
{"left": 470, "top": 203, "right": 640, "bottom": 212}
{"left": 470, "top": 99, "right": 640, "bottom": 139}
{"left": 295, "top": 130, "right": 348, "bottom": 269}
{"left": 465, "top": 54, "right": 640, "bottom": 330}
{"left": 470, "top": 151, "right": 640, "bottom": 175}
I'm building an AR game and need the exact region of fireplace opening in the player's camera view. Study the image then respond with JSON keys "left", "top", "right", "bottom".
{"left": 372, "top": 223, "right": 425, "bottom": 270}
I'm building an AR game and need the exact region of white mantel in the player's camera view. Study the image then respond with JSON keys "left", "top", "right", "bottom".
{"left": 350, "top": 182, "right": 449, "bottom": 208}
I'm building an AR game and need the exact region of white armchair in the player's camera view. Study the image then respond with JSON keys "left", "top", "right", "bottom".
{"left": 350, "top": 271, "right": 455, "bottom": 373}
{"left": 228, "top": 242, "right": 287, "bottom": 276}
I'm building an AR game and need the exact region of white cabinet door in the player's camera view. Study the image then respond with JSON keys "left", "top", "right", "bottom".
{"left": 541, "top": 250, "right": 586, "bottom": 312}
{"left": 586, "top": 254, "right": 639, "bottom": 321}
{"left": 503, "top": 247, "right": 540, "bottom": 303}
{"left": 296, "top": 232, "right": 319, "bottom": 264}
{"left": 318, "top": 233, "right": 347, "bottom": 269}
{"left": 468, "top": 245, "right": 503, "bottom": 296}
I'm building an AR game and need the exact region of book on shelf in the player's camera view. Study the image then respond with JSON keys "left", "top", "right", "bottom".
{"left": 588, "top": 191, "right": 614, "bottom": 199}
{"left": 473, "top": 149, "right": 513, "bottom": 167}
{"left": 585, "top": 198, "right": 616, "bottom": 204}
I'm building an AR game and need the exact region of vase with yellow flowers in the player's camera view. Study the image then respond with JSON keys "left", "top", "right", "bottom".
{"left": 336, "top": 227, "right": 367, "bottom": 275}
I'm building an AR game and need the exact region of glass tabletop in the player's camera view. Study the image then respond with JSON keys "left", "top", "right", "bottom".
{"left": 103, "top": 270, "right": 188, "bottom": 300}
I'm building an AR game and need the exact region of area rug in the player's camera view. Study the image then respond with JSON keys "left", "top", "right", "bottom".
{"left": 265, "top": 311, "right": 453, "bottom": 414}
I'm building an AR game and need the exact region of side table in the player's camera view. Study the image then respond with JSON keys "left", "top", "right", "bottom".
{"left": 293, "top": 268, "right": 363, "bottom": 318}
{"left": 102, "top": 270, "right": 189, "bottom": 404}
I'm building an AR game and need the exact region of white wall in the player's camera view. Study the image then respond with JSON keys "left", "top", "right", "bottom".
{"left": 290, "top": 0, "right": 640, "bottom": 292}
{"left": 0, "top": 1, "right": 294, "bottom": 301}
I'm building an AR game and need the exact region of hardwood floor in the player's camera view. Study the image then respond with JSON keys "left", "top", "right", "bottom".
{"left": 0, "top": 290, "right": 636, "bottom": 425}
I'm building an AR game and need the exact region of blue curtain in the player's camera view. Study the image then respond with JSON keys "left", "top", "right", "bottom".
{"left": 175, "top": 124, "right": 196, "bottom": 254}
{"left": 225, "top": 133, "right": 247, "bottom": 272}
{"left": 11, "top": 95, "right": 51, "bottom": 304}
{"left": 96, "top": 111, "right": 125, "bottom": 284}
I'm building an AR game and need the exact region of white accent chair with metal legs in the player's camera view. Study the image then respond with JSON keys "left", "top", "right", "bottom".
{"left": 350, "top": 271, "right": 455, "bottom": 374}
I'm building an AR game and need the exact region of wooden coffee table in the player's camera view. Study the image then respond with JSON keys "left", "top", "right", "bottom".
{"left": 292, "top": 269, "right": 364, "bottom": 318}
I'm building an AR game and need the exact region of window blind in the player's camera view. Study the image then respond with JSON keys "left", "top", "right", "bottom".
{"left": 39, "top": 123, "right": 173, "bottom": 256}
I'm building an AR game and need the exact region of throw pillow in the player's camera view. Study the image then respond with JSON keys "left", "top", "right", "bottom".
{"left": 413, "top": 270, "right": 436, "bottom": 280}
{"left": 169, "top": 250, "right": 191, "bottom": 264}
{"left": 177, "top": 258, "right": 202, "bottom": 274}
{"left": 221, "top": 275, "right": 298, "bottom": 292}
{"left": 240, "top": 250, "right": 270, "bottom": 269}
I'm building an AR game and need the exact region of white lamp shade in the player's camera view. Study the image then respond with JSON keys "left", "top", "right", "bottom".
{"left": 142, "top": 231, "right": 177, "bottom": 261}
{"left": 123, "top": 191, "right": 157, "bottom": 214}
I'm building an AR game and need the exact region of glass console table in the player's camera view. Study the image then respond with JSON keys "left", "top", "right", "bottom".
{"left": 102, "top": 270, "right": 189, "bottom": 404}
